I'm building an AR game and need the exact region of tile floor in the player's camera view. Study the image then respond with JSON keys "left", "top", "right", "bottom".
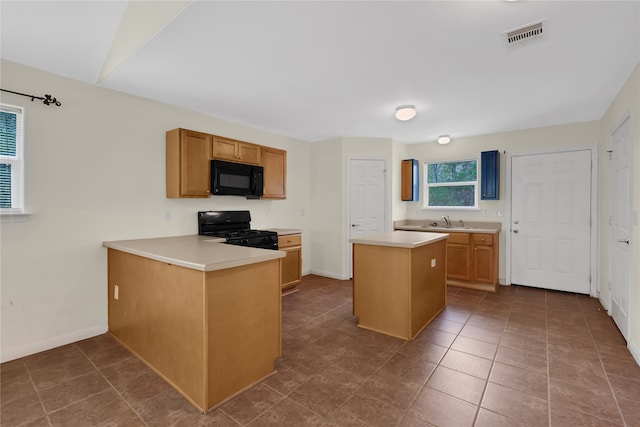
{"left": 2, "top": 275, "right": 639, "bottom": 426}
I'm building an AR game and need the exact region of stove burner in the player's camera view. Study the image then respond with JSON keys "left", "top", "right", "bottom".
{"left": 198, "top": 211, "right": 278, "bottom": 250}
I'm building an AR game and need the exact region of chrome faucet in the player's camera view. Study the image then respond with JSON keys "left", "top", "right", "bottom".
{"left": 441, "top": 215, "right": 451, "bottom": 227}
{"left": 459, "top": 219, "right": 464, "bottom": 227}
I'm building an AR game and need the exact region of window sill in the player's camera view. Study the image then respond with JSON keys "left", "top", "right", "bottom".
{"left": 0, "top": 211, "right": 32, "bottom": 222}
{"left": 422, "top": 207, "right": 480, "bottom": 211}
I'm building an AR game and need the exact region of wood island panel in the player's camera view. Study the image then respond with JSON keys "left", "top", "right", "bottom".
{"left": 353, "top": 239, "right": 447, "bottom": 340}
{"left": 108, "top": 249, "right": 206, "bottom": 408}
{"left": 206, "top": 261, "right": 281, "bottom": 405}
{"left": 107, "top": 248, "right": 281, "bottom": 413}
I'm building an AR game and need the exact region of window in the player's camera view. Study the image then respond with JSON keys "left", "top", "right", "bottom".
{"left": 0, "top": 104, "right": 24, "bottom": 213}
{"left": 424, "top": 159, "right": 478, "bottom": 209}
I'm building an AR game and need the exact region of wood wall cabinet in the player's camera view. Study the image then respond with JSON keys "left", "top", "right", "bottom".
{"left": 446, "top": 231, "right": 499, "bottom": 291}
{"left": 166, "top": 129, "right": 212, "bottom": 198}
{"left": 212, "top": 136, "right": 261, "bottom": 165}
{"left": 262, "top": 147, "right": 287, "bottom": 199}
{"left": 166, "top": 128, "right": 288, "bottom": 199}
{"left": 401, "top": 159, "right": 419, "bottom": 201}
{"left": 481, "top": 150, "right": 500, "bottom": 200}
{"left": 278, "top": 233, "right": 301, "bottom": 290}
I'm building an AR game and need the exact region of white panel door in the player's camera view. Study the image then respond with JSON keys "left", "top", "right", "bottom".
{"left": 349, "top": 159, "right": 386, "bottom": 276}
{"left": 511, "top": 150, "right": 591, "bottom": 293}
{"left": 610, "top": 117, "right": 632, "bottom": 340}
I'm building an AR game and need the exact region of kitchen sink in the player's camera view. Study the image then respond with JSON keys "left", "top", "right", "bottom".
{"left": 423, "top": 225, "right": 475, "bottom": 230}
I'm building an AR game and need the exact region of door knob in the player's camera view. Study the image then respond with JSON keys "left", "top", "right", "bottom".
{"left": 617, "top": 239, "right": 630, "bottom": 244}
{"left": 351, "top": 224, "right": 360, "bottom": 227}
{"left": 513, "top": 230, "right": 519, "bottom": 233}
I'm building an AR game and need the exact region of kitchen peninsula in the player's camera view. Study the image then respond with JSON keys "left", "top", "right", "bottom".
{"left": 102, "top": 235, "right": 285, "bottom": 413}
{"left": 351, "top": 231, "right": 448, "bottom": 340}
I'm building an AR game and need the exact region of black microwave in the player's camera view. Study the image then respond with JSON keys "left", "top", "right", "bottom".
{"left": 211, "top": 159, "right": 263, "bottom": 199}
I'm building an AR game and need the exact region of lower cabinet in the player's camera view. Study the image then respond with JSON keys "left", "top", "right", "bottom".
{"left": 446, "top": 232, "right": 499, "bottom": 291}
{"left": 446, "top": 233, "right": 471, "bottom": 281}
{"left": 279, "top": 234, "right": 302, "bottom": 290}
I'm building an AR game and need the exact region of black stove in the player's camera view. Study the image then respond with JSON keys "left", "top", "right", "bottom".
{"left": 198, "top": 211, "right": 278, "bottom": 250}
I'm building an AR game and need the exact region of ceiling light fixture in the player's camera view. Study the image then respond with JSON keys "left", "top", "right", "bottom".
{"left": 437, "top": 135, "right": 451, "bottom": 145}
{"left": 395, "top": 105, "right": 416, "bottom": 121}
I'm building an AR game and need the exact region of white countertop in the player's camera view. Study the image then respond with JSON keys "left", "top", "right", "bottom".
{"left": 350, "top": 231, "right": 449, "bottom": 248}
{"left": 103, "top": 235, "right": 285, "bottom": 272}
{"left": 394, "top": 219, "right": 501, "bottom": 234}
{"left": 267, "top": 228, "right": 303, "bottom": 236}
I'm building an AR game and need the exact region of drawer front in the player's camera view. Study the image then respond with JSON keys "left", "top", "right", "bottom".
{"left": 278, "top": 234, "right": 301, "bottom": 248}
{"left": 446, "top": 232, "right": 470, "bottom": 244}
{"left": 473, "top": 233, "right": 494, "bottom": 246}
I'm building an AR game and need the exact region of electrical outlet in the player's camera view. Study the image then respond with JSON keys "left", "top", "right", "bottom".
{"left": 114, "top": 285, "right": 119, "bottom": 300}
{"left": 431, "top": 259, "right": 436, "bottom": 268}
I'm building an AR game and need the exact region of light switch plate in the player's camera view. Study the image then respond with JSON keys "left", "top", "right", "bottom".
{"left": 431, "top": 259, "right": 436, "bottom": 268}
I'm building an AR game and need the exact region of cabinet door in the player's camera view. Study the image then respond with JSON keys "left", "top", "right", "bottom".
{"left": 180, "top": 130, "right": 211, "bottom": 197}
{"left": 447, "top": 243, "right": 471, "bottom": 281}
{"left": 481, "top": 150, "right": 500, "bottom": 200}
{"left": 212, "top": 137, "right": 238, "bottom": 162}
{"left": 281, "top": 246, "right": 301, "bottom": 289}
{"left": 262, "top": 147, "right": 287, "bottom": 199}
{"left": 238, "top": 142, "right": 261, "bottom": 165}
{"left": 473, "top": 245, "right": 494, "bottom": 283}
{"left": 401, "top": 159, "right": 419, "bottom": 201}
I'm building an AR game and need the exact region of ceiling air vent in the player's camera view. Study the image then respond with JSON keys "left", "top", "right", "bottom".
{"left": 503, "top": 20, "right": 546, "bottom": 48}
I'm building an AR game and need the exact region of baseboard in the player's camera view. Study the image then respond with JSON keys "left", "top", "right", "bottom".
{"left": 629, "top": 340, "right": 640, "bottom": 367}
{"left": 1, "top": 324, "right": 108, "bottom": 363}
{"left": 308, "top": 269, "right": 349, "bottom": 280}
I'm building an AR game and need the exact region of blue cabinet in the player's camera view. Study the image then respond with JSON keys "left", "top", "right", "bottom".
{"left": 401, "top": 159, "right": 419, "bottom": 201}
{"left": 481, "top": 150, "right": 500, "bottom": 200}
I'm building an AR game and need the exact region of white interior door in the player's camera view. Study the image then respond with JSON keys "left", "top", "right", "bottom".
{"left": 610, "top": 116, "right": 632, "bottom": 340}
{"left": 510, "top": 150, "right": 592, "bottom": 294}
{"left": 348, "top": 158, "right": 386, "bottom": 277}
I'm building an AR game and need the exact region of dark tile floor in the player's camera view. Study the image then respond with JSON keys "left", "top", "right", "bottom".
{"left": 2, "top": 275, "right": 639, "bottom": 426}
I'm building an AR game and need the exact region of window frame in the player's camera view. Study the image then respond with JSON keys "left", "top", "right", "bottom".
{"left": 422, "top": 157, "right": 479, "bottom": 210}
{"left": 0, "top": 103, "right": 25, "bottom": 215}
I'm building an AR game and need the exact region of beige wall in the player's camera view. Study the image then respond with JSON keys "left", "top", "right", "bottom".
{"left": 599, "top": 63, "right": 640, "bottom": 361}
{"left": 0, "top": 60, "right": 312, "bottom": 362}
{"left": 405, "top": 121, "right": 601, "bottom": 285}
{"left": 309, "top": 137, "right": 394, "bottom": 279}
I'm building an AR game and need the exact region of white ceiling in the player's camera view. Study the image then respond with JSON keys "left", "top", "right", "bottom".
{"left": 1, "top": 1, "right": 639, "bottom": 144}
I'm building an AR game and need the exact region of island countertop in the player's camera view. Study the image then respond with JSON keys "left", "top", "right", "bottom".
{"left": 350, "top": 231, "right": 449, "bottom": 248}
{"left": 102, "top": 235, "right": 285, "bottom": 272}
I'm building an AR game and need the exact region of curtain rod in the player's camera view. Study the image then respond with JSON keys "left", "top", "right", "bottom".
{"left": 0, "top": 88, "right": 62, "bottom": 106}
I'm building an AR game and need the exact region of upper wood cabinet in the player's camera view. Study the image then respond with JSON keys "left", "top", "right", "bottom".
{"left": 166, "top": 129, "right": 212, "bottom": 198}
{"left": 481, "top": 150, "right": 500, "bottom": 200}
{"left": 166, "top": 128, "right": 286, "bottom": 199}
{"left": 212, "top": 136, "right": 261, "bottom": 165}
{"left": 401, "top": 159, "right": 419, "bottom": 201}
{"left": 262, "top": 147, "right": 287, "bottom": 199}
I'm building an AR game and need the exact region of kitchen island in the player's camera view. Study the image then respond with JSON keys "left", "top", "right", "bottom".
{"left": 102, "top": 235, "right": 285, "bottom": 413}
{"left": 351, "top": 231, "right": 448, "bottom": 340}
